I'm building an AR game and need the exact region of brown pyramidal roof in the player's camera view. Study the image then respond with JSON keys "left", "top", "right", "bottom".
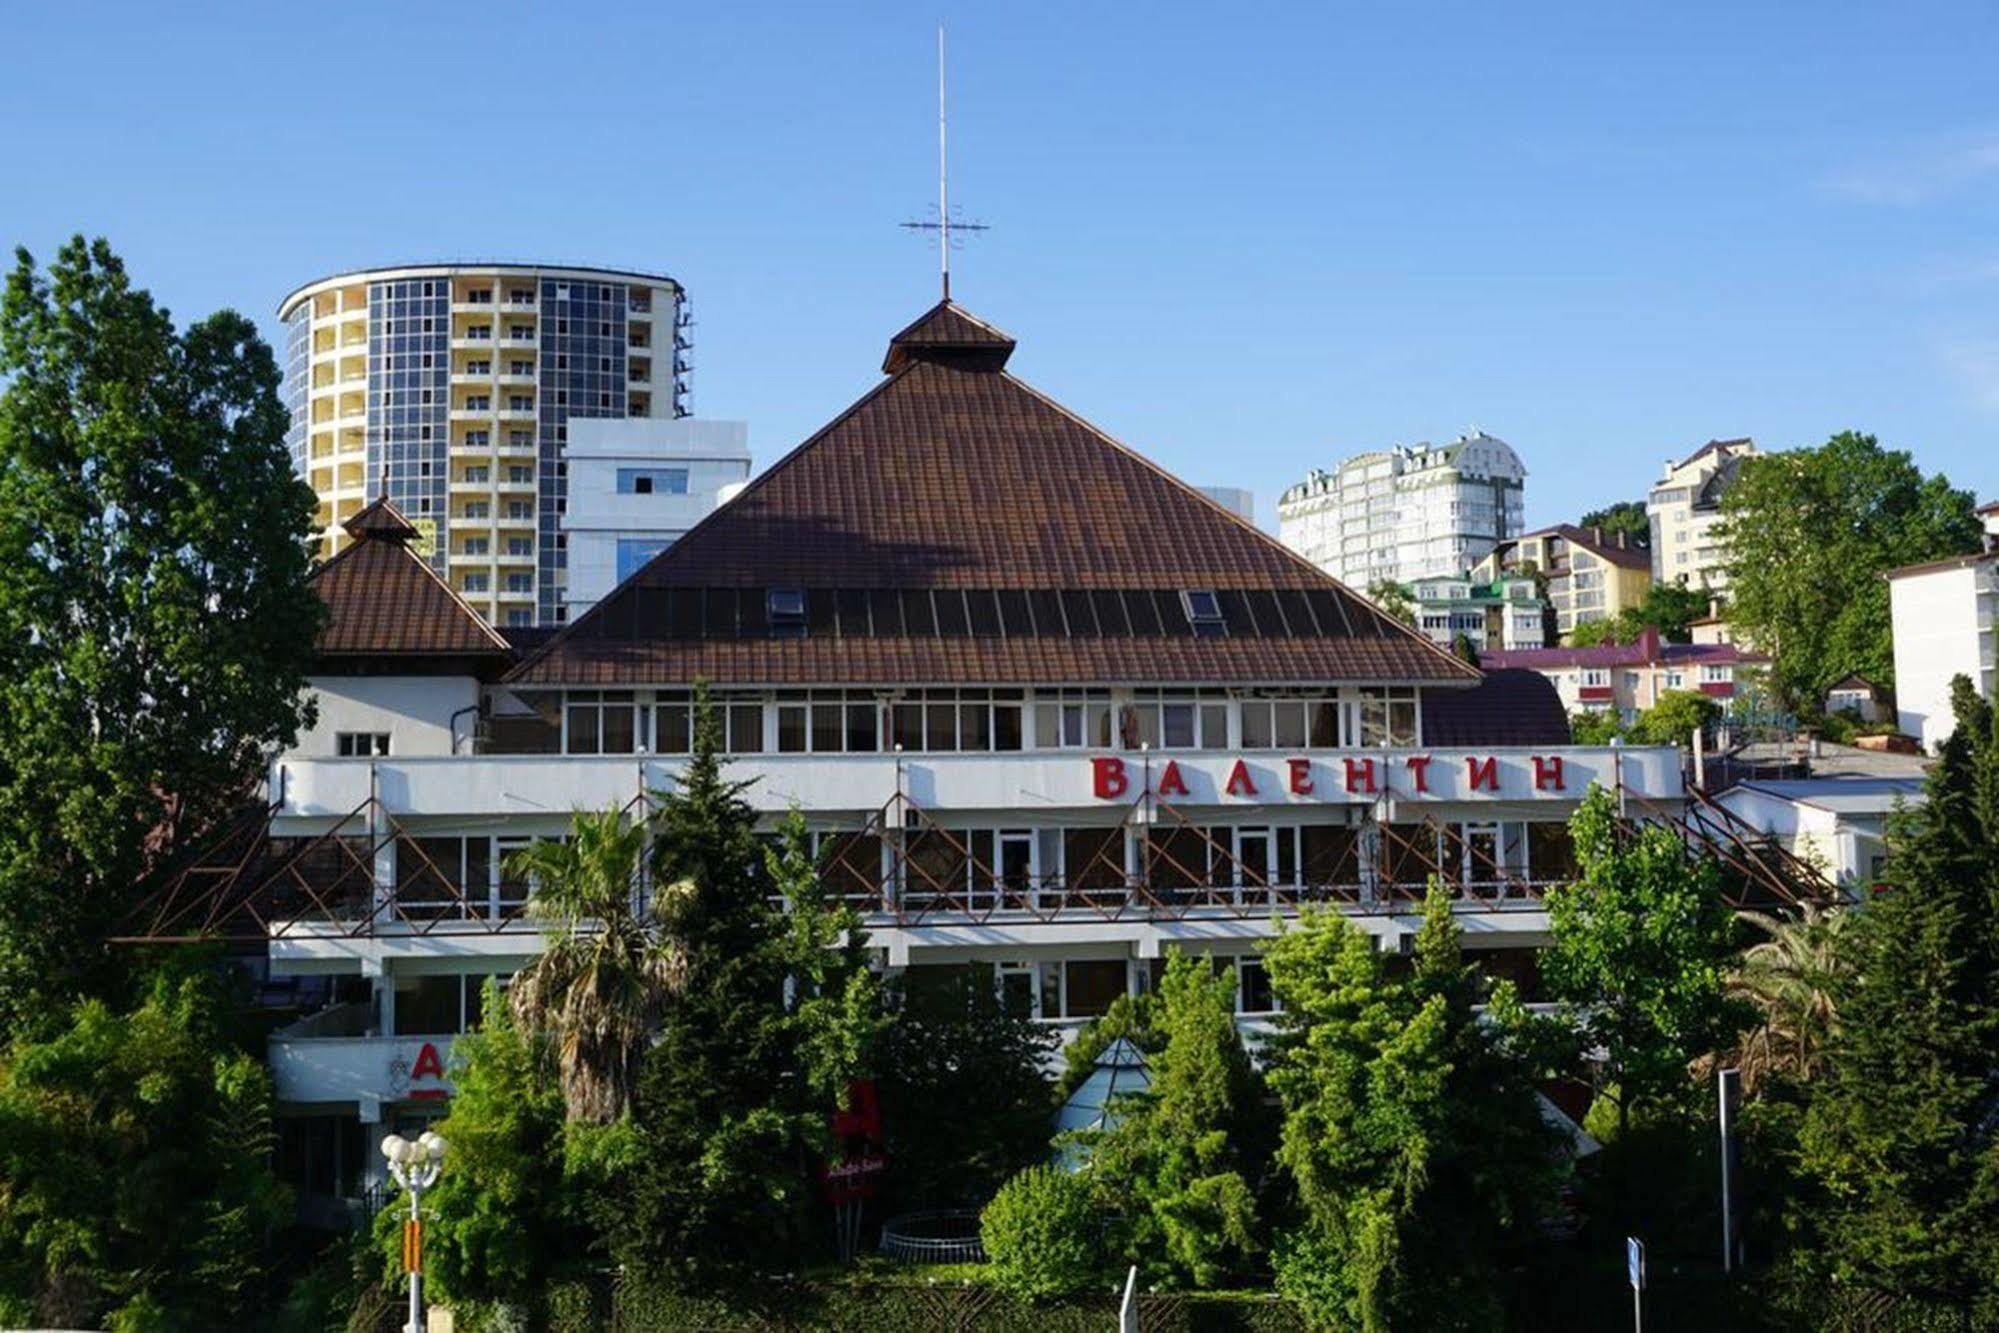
{"left": 312, "top": 498, "right": 514, "bottom": 661}
{"left": 511, "top": 300, "right": 1478, "bottom": 687}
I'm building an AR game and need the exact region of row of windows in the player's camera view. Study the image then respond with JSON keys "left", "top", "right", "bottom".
{"left": 818, "top": 818, "right": 1569, "bottom": 903}
{"left": 482, "top": 687, "right": 1424, "bottom": 756}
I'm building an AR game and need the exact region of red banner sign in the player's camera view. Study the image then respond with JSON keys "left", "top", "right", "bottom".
{"left": 1090, "top": 753, "right": 1571, "bottom": 801}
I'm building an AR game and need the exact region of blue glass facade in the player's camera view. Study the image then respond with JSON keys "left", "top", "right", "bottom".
{"left": 538, "top": 278, "right": 628, "bottom": 623}
{"left": 366, "top": 279, "right": 450, "bottom": 575}
{"left": 283, "top": 304, "right": 311, "bottom": 481}
{"left": 616, "top": 536, "right": 674, "bottom": 583}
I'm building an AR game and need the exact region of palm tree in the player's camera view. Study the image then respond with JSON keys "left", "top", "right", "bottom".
{"left": 1723, "top": 902, "right": 1850, "bottom": 1094}
{"left": 505, "top": 806, "right": 694, "bottom": 1122}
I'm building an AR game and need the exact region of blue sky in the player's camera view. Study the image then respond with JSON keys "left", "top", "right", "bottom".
{"left": 7, "top": 2, "right": 1999, "bottom": 528}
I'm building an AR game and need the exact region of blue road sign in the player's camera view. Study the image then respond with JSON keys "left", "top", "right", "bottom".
{"left": 1627, "top": 1236, "right": 1646, "bottom": 1291}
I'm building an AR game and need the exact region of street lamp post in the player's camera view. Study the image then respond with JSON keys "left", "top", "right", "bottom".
{"left": 381, "top": 1130, "right": 447, "bottom": 1333}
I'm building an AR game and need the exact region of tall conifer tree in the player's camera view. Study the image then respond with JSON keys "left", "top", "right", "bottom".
{"left": 1795, "top": 678, "right": 1999, "bottom": 1310}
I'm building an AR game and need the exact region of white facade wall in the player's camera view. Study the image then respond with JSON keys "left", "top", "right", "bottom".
{"left": 1709, "top": 785, "right": 1912, "bottom": 889}
{"left": 1890, "top": 559, "right": 1998, "bottom": 751}
{"left": 1646, "top": 440, "right": 1759, "bottom": 591}
{"left": 559, "top": 417, "right": 751, "bottom": 616}
{"left": 294, "top": 675, "right": 480, "bottom": 758}
{"left": 1278, "top": 434, "right": 1527, "bottom": 590}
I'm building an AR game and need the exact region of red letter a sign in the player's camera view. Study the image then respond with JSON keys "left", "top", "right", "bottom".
{"left": 412, "top": 1042, "right": 446, "bottom": 1081}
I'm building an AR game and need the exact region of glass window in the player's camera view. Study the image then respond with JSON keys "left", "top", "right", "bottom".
{"left": 993, "top": 702, "right": 1023, "bottom": 751}
{"left": 925, "top": 703, "right": 957, "bottom": 752}
{"left": 616, "top": 468, "right": 690, "bottom": 496}
{"left": 655, "top": 699, "right": 692, "bottom": 753}
{"left": 1201, "top": 703, "right": 1230, "bottom": 748}
{"left": 1063, "top": 960, "right": 1129, "bottom": 1019}
{"left": 1241, "top": 702, "right": 1274, "bottom": 749}
{"left": 1273, "top": 701, "right": 1308, "bottom": 748}
{"left": 395, "top": 975, "right": 463, "bottom": 1036}
{"left": 845, "top": 703, "right": 878, "bottom": 752}
{"left": 1238, "top": 957, "right": 1275, "bottom": 1014}
{"left": 961, "top": 703, "right": 991, "bottom": 751}
{"left": 777, "top": 704, "right": 808, "bottom": 753}
{"left": 727, "top": 703, "right": 763, "bottom": 753}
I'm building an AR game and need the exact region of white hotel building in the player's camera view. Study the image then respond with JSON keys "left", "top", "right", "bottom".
{"left": 1277, "top": 432, "right": 1528, "bottom": 590}
{"left": 158, "top": 302, "right": 1683, "bottom": 1218}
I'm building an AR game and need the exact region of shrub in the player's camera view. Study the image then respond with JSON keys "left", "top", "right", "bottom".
{"left": 981, "top": 1166, "right": 1110, "bottom": 1300}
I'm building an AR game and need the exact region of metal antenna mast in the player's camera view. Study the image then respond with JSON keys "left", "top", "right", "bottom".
{"left": 901, "top": 23, "right": 987, "bottom": 300}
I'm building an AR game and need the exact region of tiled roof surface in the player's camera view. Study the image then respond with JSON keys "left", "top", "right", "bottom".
{"left": 1423, "top": 670, "right": 1571, "bottom": 746}
{"left": 513, "top": 304, "right": 1479, "bottom": 688}
{"left": 342, "top": 496, "right": 420, "bottom": 540}
{"left": 1514, "top": 523, "right": 1653, "bottom": 572}
{"left": 312, "top": 499, "right": 513, "bottom": 659}
{"left": 1672, "top": 436, "right": 1754, "bottom": 472}
{"left": 881, "top": 299, "right": 1018, "bottom": 372}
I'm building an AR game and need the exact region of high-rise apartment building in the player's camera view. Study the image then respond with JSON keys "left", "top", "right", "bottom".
{"left": 1277, "top": 432, "right": 1527, "bottom": 589}
{"left": 1645, "top": 437, "right": 1760, "bottom": 593}
{"left": 279, "top": 263, "right": 692, "bottom": 626}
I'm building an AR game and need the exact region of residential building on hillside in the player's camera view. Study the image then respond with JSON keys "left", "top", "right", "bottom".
{"left": 1406, "top": 572, "right": 1550, "bottom": 651}
{"left": 1277, "top": 432, "right": 1527, "bottom": 589}
{"left": 1646, "top": 437, "right": 1761, "bottom": 593}
{"left": 1886, "top": 500, "right": 1999, "bottom": 750}
{"left": 559, "top": 418, "right": 752, "bottom": 617}
{"left": 1824, "top": 675, "right": 1890, "bottom": 724}
{"left": 1482, "top": 626, "right": 1767, "bottom": 724}
{"left": 279, "top": 262, "right": 744, "bottom": 628}
{"left": 1689, "top": 615, "right": 1735, "bottom": 646}
{"left": 1469, "top": 525, "right": 1652, "bottom": 639}
{"left": 151, "top": 301, "right": 1685, "bottom": 1221}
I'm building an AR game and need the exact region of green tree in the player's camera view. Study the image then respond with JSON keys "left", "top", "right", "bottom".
{"left": 1449, "top": 631, "right": 1480, "bottom": 667}
{"left": 1087, "top": 953, "right": 1265, "bottom": 1289}
{"left": 1623, "top": 581, "right": 1711, "bottom": 642}
{"left": 1568, "top": 618, "right": 1622, "bottom": 647}
{"left": 1580, "top": 499, "right": 1651, "bottom": 546}
{"left": 507, "top": 807, "right": 686, "bottom": 1123}
{"left": 1722, "top": 905, "right": 1850, "bottom": 1097}
{"left": 1263, "top": 886, "right": 1563, "bottom": 1330}
{"left": 373, "top": 981, "right": 574, "bottom": 1314}
{"left": 613, "top": 693, "right": 886, "bottom": 1289}
{"left": 1793, "top": 678, "right": 1999, "bottom": 1310}
{"left": 1568, "top": 585, "right": 1711, "bottom": 648}
{"left": 1718, "top": 432, "right": 1980, "bottom": 706}
{"left": 877, "top": 965, "right": 1055, "bottom": 1210}
{"left": 1628, "top": 688, "right": 1721, "bottom": 746}
{"left": 1365, "top": 579, "right": 1415, "bottom": 626}
{"left": 1543, "top": 787, "right": 1743, "bottom": 1131}
{"left": 1568, "top": 709, "right": 1625, "bottom": 745}
{"left": 980, "top": 1166, "right": 1109, "bottom": 1300}
{"left": 0, "top": 960, "right": 290, "bottom": 1330}
{"left": 0, "top": 239, "right": 322, "bottom": 1029}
